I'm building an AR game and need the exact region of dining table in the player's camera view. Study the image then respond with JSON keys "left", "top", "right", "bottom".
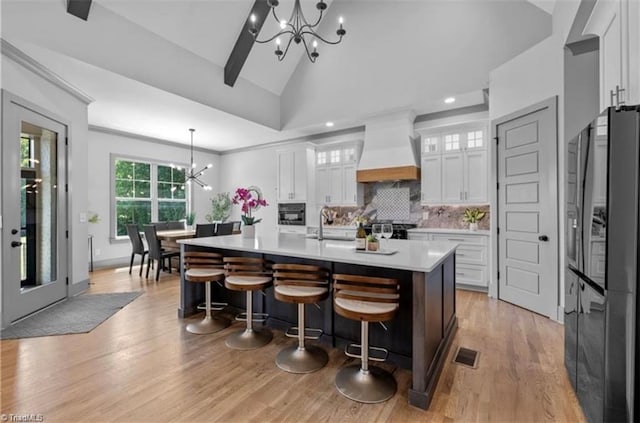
{"left": 156, "top": 229, "right": 196, "bottom": 250}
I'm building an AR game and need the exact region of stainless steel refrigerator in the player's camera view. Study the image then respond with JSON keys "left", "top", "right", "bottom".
{"left": 565, "top": 105, "right": 640, "bottom": 423}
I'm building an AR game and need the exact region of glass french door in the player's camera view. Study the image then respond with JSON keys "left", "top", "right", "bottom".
{"left": 2, "top": 97, "right": 67, "bottom": 326}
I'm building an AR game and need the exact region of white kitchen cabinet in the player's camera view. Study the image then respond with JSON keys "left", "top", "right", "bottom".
{"left": 418, "top": 125, "right": 488, "bottom": 205}
{"left": 276, "top": 145, "right": 314, "bottom": 203}
{"left": 408, "top": 229, "right": 490, "bottom": 289}
{"left": 585, "top": 0, "right": 640, "bottom": 110}
{"left": 315, "top": 142, "right": 363, "bottom": 206}
{"left": 421, "top": 155, "right": 442, "bottom": 203}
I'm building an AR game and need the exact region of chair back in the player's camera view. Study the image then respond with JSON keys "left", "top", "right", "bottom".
{"left": 126, "top": 224, "right": 145, "bottom": 254}
{"left": 184, "top": 251, "right": 224, "bottom": 270}
{"left": 224, "top": 257, "right": 271, "bottom": 278}
{"left": 272, "top": 264, "right": 329, "bottom": 289}
{"left": 143, "top": 225, "right": 162, "bottom": 260}
{"left": 332, "top": 274, "right": 399, "bottom": 321}
{"left": 167, "top": 221, "right": 184, "bottom": 230}
{"left": 215, "top": 222, "right": 234, "bottom": 236}
{"left": 150, "top": 221, "right": 169, "bottom": 231}
{"left": 230, "top": 221, "right": 241, "bottom": 233}
{"left": 195, "top": 223, "right": 216, "bottom": 238}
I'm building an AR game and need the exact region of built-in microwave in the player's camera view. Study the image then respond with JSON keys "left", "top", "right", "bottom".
{"left": 278, "top": 203, "right": 305, "bottom": 226}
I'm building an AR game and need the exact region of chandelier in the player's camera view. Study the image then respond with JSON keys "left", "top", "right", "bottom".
{"left": 249, "top": 0, "right": 346, "bottom": 63}
{"left": 172, "top": 129, "right": 212, "bottom": 191}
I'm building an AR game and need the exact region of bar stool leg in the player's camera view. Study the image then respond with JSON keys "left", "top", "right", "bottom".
{"left": 335, "top": 321, "right": 397, "bottom": 403}
{"left": 186, "top": 281, "right": 230, "bottom": 334}
{"left": 225, "top": 290, "right": 272, "bottom": 350}
{"left": 276, "top": 303, "right": 328, "bottom": 374}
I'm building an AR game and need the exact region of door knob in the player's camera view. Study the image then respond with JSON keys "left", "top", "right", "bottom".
{"left": 538, "top": 235, "right": 549, "bottom": 241}
{"left": 11, "top": 241, "right": 23, "bottom": 248}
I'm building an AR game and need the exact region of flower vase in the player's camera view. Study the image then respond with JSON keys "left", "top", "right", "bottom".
{"left": 469, "top": 222, "right": 478, "bottom": 231}
{"left": 242, "top": 225, "right": 255, "bottom": 238}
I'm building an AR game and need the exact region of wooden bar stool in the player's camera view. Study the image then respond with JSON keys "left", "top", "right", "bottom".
{"left": 224, "top": 257, "right": 273, "bottom": 350}
{"left": 333, "top": 273, "right": 400, "bottom": 404}
{"left": 184, "top": 252, "right": 230, "bottom": 334}
{"left": 273, "top": 263, "right": 329, "bottom": 374}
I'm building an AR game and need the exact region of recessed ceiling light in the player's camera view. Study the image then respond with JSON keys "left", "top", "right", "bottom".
{"left": 326, "top": 122, "right": 334, "bottom": 127}
{"left": 444, "top": 97, "right": 456, "bottom": 104}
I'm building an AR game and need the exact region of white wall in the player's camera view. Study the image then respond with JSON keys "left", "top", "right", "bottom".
{"left": 1, "top": 52, "right": 90, "bottom": 293}
{"left": 87, "top": 129, "right": 220, "bottom": 265}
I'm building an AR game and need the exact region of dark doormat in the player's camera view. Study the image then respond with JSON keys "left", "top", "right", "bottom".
{"left": 453, "top": 346, "right": 480, "bottom": 368}
{"left": 0, "top": 292, "right": 142, "bottom": 340}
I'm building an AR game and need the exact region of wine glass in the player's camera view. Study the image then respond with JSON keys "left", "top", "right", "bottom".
{"left": 372, "top": 224, "right": 382, "bottom": 249}
{"left": 381, "top": 224, "right": 394, "bottom": 251}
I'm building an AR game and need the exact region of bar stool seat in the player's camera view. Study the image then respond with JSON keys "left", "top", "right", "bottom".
{"left": 273, "top": 264, "right": 330, "bottom": 374}
{"left": 224, "top": 257, "right": 273, "bottom": 350}
{"left": 184, "top": 252, "right": 230, "bottom": 335}
{"left": 333, "top": 273, "right": 400, "bottom": 404}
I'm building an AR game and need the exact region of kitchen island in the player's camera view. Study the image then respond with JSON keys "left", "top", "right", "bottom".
{"left": 178, "top": 233, "right": 457, "bottom": 410}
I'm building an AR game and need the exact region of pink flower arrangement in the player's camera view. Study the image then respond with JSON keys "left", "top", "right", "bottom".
{"left": 232, "top": 187, "right": 268, "bottom": 225}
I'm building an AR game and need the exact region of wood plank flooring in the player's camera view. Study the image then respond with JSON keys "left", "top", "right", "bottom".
{"left": 1, "top": 266, "right": 585, "bottom": 422}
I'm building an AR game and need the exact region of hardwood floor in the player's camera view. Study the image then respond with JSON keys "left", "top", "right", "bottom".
{"left": 1, "top": 266, "right": 585, "bottom": 422}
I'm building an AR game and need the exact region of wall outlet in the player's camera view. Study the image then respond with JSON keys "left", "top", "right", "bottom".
{"left": 95, "top": 248, "right": 101, "bottom": 256}
{"left": 422, "top": 211, "right": 429, "bottom": 220}
{"left": 79, "top": 212, "right": 87, "bottom": 223}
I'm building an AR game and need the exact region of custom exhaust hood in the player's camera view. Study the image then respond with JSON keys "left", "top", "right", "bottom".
{"left": 356, "top": 110, "right": 420, "bottom": 182}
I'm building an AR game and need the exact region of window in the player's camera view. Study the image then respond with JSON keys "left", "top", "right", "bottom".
{"left": 444, "top": 133, "right": 460, "bottom": 151}
{"left": 423, "top": 136, "right": 438, "bottom": 153}
{"left": 343, "top": 147, "right": 356, "bottom": 162}
{"left": 317, "top": 151, "right": 327, "bottom": 165}
{"left": 113, "top": 158, "right": 190, "bottom": 238}
{"left": 467, "top": 130, "right": 483, "bottom": 148}
{"left": 330, "top": 149, "right": 341, "bottom": 164}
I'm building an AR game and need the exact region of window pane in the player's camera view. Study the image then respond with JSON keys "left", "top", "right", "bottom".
{"left": 116, "top": 200, "right": 151, "bottom": 237}
{"left": 158, "top": 201, "right": 186, "bottom": 222}
{"left": 135, "top": 163, "right": 151, "bottom": 181}
{"left": 115, "top": 160, "right": 134, "bottom": 180}
{"left": 116, "top": 180, "right": 134, "bottom": 197}
{"left": 158, "top": 165, "right": 172, "bottom": 182}
{"left": 174, "top": 168, "right": 186, "bottom": 183}
{"left": 173, "top": 184, "right": 186, "bottom": 199}
{"left": 158, "top": 182, "right": 172, "bottom": 199}
{"left": 135, "top": 181, "right": 151, "bottom": 198}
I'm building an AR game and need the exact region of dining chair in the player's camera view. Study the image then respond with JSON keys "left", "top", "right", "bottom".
{"left": 125, "top": 223, "right": 147, "bottom": 276}
{"left": 215, "top": 222, "right": 234, "bottom": 236}
{"left": 167, "top": 221, "right": 184, "bottom": 230}
{"left": 143, "top": 225, "right": 180, "bottom": 281}
{"left": 195, "top": 223, "right": 217, "bottom": 237}
{"left": 150, "top": 221, "right": 169, "bottom": 231}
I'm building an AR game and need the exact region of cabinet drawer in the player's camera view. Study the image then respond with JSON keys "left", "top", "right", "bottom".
{"left": 455, "top": 264, "right": 487, "bottom": 287}
{"left": 408, "top": 233, "right": 430, "bottom": 241}
{"left": 432, "top": 233, "right": 487, "bottom": 245}
{"left": 456, "top": 244, "right": 487, "bottom": 266}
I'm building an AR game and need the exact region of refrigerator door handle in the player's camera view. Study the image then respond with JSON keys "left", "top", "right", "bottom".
{"left": 568, "top": 265, "right": 605, "bottom": 297}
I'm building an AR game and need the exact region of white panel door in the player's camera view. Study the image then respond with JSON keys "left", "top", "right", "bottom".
{"left": 342, "top": 163, "right": 357, "bottom": 205}
{"left": 497, "top": 99, "right": 558, "bottom": 318}
{"left": 276, "top": 151, "right": 293, "bottom": 202}
{"left": 465, "top": 149, "right": 487, "bottom": 203}
{"left": 328, "top": 166, "right": 342, "bottom": 205}
{"left": 421, "top": 155, "right": 442, "bottom": 204}
{"left": 441, "top": 153, "right": 464, "bottom": 203}
{"left": 316, "top": 167, "right": 329, "bottom": 205}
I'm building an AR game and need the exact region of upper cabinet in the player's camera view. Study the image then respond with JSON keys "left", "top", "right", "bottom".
{"left": 276, "top": 145, "right": 315, "bottom": 203}
{"left": 419, "top": 124, "right": 488, "bottom": 205}
{"left": 584, "top": 0, "right": 640, "bottom": 110}
{"left": 315, "top": 142, "right": 364, "bottom": 206}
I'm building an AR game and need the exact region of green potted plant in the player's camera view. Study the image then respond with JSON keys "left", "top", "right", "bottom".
{"left": 366, "top": 234, "right": 379, "bottom": 251}
{"left": 185, "top": 211, "right": 196, "bottom": 230}
{"left": 206, "top": 192, "right": 232, "bottom": 223}
{"left": 462, "top": 208, "right": 486, "bottom": 231}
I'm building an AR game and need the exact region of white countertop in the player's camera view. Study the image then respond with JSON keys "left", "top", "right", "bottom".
{"left": 179, "top": 233, "right": 457, "bottom": 273}
{"left": 408, "top": 228, "right": 490, "bottom": 235}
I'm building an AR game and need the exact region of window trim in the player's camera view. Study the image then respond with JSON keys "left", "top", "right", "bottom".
{"left": 109, "top": 153, "right": 191, "bottom": 242}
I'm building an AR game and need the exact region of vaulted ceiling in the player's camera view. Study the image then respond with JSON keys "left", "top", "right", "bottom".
{"left": 1, "top": 0, "right": 552, "bottom": 151}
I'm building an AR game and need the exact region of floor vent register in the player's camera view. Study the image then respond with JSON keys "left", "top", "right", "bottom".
{"left": 453, "top": 346, "right": 479, "bottom": 369}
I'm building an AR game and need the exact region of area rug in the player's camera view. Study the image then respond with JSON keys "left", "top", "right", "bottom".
{"left": 0, "top": 292, "right": 142, "bottom": 340}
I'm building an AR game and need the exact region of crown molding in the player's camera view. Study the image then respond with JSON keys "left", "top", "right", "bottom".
{"left": 1, "top": 38, "right": 94, "bottom": 105}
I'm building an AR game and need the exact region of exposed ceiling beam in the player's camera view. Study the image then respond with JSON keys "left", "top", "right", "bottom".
{"left": 66, "top": 0, "right": 92, "bottom": 21}
{"left": 224, "top": 0, "right": 270, "bottom": 87}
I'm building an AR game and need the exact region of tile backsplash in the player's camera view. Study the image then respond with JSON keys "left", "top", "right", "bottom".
{"left": 321, "top": 181, "right": 490, "bottom": 230}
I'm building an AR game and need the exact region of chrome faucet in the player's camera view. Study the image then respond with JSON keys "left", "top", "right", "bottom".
{"left": 318, "top": 206, "right": 333, "bottom": 241}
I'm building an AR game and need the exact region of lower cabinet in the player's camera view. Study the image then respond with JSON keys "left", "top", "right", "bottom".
{"left": 408, "top": 230, "right": 490, "bottom": 289}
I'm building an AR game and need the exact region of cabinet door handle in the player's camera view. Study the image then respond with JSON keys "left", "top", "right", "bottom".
{"left": 459, "top": 192, "right": 462, "bottom": 200}
{"left": 353, "top": 194, "right": 356, "bottom": 202}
